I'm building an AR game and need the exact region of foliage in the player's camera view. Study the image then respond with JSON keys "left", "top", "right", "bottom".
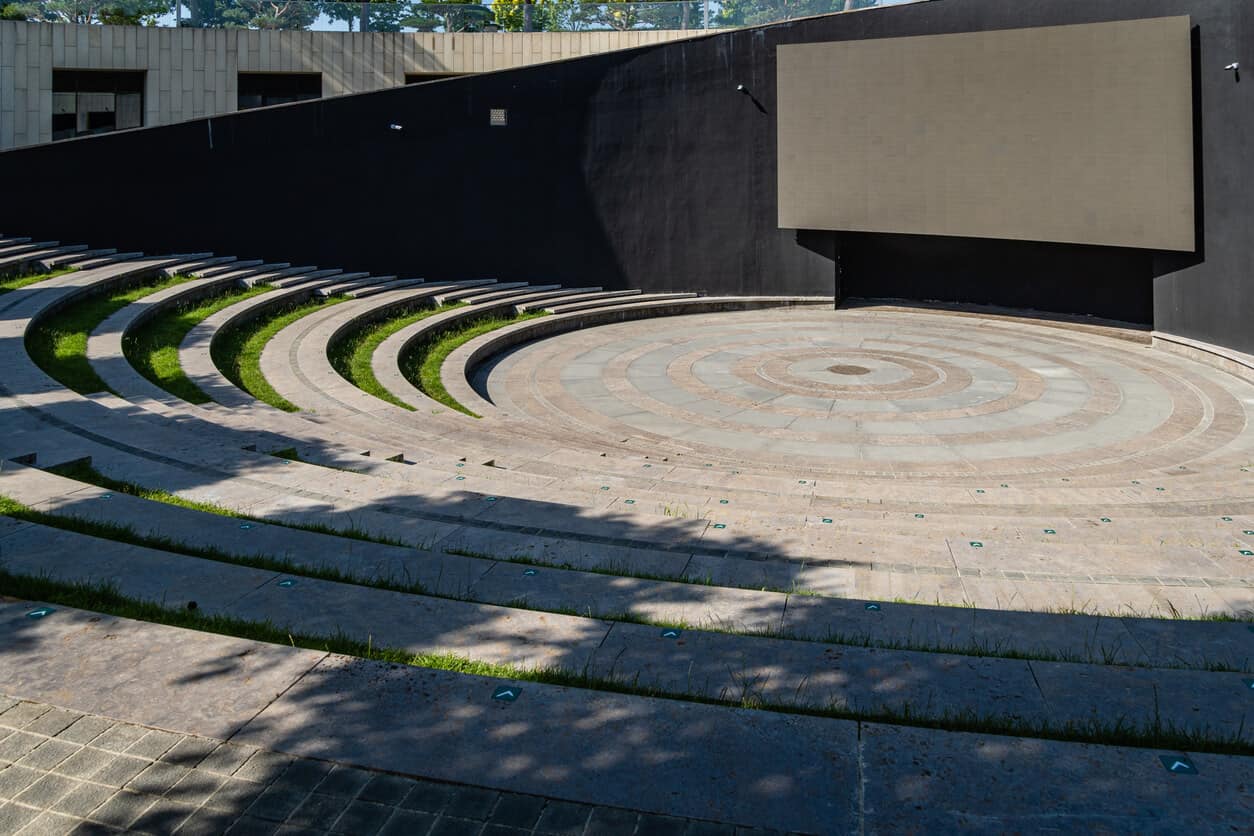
{"left": 212, "top": 294, "right": 347, "bottom": 412}
{"left": 328, "top": 301, "right": 464, "bottom": 410}
{"left": 0, "top": 268, "right": 76, "bottom": 296}
{"left": 0, "top": 0, "right": 168, "bottom": 24}
{"left": 25, "top": 274, "right": 191, "bottom": 397}
{"left": 122, "top": 282, "right": 270, "bottom": 405}
{"left": 400, "top": 0, "right": 494, "bottom": 32}
{"left": 403, "top": 309, "right": 546, "bottom": 416}
{"left": 716, "top": 0, "right": 869, "bottom": 27}
{"left": 320, "top": 0, "right": 408, "bottom": 32}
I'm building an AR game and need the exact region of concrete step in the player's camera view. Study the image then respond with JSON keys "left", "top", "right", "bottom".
{"left": 516, "top": 289, "right": 640, "bottom": 313}
{"left": 2, "top": 602, "right": 1248, "bottom": 834}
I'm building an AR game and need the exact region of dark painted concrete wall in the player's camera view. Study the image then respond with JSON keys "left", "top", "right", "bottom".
{"left": 0, "top": 0, "right": 1249, "bottom": 352}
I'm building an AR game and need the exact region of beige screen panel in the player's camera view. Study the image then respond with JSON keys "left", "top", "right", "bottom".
{"left": 777, "top": 17, "right": 1195, "bottom": 251}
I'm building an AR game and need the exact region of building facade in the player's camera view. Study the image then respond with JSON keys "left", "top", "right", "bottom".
{"left": 0, "top": 20, "right": 695, "bottom": 149}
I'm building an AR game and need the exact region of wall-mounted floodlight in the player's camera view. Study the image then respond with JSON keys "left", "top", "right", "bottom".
{"left": 1225, "top": 62, "right": 1239, "bottom": 71}
{"left": 388, "top": 123, "right": 404, "bottom": 131}
{"left": 736, "top": 83, "right": 768, "bottom": 115}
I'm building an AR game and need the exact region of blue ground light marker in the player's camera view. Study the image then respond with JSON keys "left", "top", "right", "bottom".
{"left": 485, "top": 496, "right": 497, "bottom": 502}
{"left": 914, "top": 514, "right": 925, "bottom": 519}
{"left": 456, "top": 463, "right": 464, "bottom": 467}
{"left": 1244, "top": 530, "right": 1254, "bottom": 536}
{"left": 624, "top": 499, "right": 635, "bottom": 504}
{"left": 600, "top": 486, "right": 609, "bottom": 490}
{"left": 975, "top": 489, "right": 985, "bottom": 494}
{"left": 277, "top": 579, "right": 296, "bottom": 588}
{"left": 492, "top": 686, "right": 520, "bottom": 702}
{"left": 1242, "top": 678, "right": 1254, "bottom": 691}
{"left": 1159, "top": 755, "right": 1198, "bottom": 775}
{"left": 661, "top": 628, "right": 682, "bottom": 639}
{"left": 26, "top": 607, "right": 54, "bottom": 619}
{"left": 1043, "top": 529, "right": 1056, "bottom": 535}
{"left": 719, "top": 499, "right": 729, "bottom": 504}
{"left": 522, "top": 568, "right": 538, "bottom": 576}
{"left": 239, "top": 523, "right": 252, "bottom": 530}
{"left": 99, "top": 493, "right": 112, "bottom": 501}
{"left": 970, "top": 541, "right": 983, "bottom": 548}
{"left": 713, "top": 523, "right": 727, "bottom": 529}
{"left": 456, "top": 476, "right": 465, "bottom": 480}
{"left": 1240, "top": 550, "right": 1253, "bottom": 556}
{"left": 1222, "top": 516, "right": 1233, "bottom": 521}
{"left": 864, "top": 603, "right": 881, "bottom": 611}
{"left": 822, "top": 518, "right": 833, "bottom": 524}
{"left": 1101, "top": 518, "right": 1112, "bottom": 523}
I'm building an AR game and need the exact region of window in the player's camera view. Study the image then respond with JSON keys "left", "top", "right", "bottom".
{"left": 237, "top": 73, "right": 322, "bottom": 110}
{"left": 52, "top": 70, "right": 145, "bottom": 141}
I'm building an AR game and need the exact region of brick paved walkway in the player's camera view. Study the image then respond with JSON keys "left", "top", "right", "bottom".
{"left": 0, "top": 696, "right": 782, "bottom": 836}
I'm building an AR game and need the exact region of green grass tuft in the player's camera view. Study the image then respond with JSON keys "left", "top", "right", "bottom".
{"left": 45, "top": 460, "right": 407, "bottom": 547}
{"left": 402, "top": 310, "right": 547, "bottom": 416}
{"left": 123, "top": 283, "right": 271, "bottom": 404}
{"left": 0, "top": 492, "right": 425, "bottom": 595}
{"left": 2, "top": 570, "right": 1251, "bottom": 756}
{"left": 25, "top": 274, "right": 192, "bottom": 395}
{"left": 328, "top": 302, "right": 466, "bottom": 410}
{"left": 0, "top": 267, "right": 76, "bottom": 295}
{"left": 212, "top": 295, "right": 347, "bottom": 412}
{"left": 22, "top": 463, "right": 1254, "bottom": 674}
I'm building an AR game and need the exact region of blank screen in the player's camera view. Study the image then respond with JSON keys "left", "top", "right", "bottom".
{"left": 777, "top": 17, "right": 1195, "bottom": 251}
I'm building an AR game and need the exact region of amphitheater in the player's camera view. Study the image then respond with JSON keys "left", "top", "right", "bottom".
{"left": 1, "top": 1, "right": 1252, "bottom": 834}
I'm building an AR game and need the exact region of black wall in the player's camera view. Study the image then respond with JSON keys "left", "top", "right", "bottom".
{"left": 1, "top": 0, "right": 1249, "bottom": 351}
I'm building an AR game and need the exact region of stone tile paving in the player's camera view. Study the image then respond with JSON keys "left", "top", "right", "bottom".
{"left": 0, "top": 696, "right": 790, "bottom": 836}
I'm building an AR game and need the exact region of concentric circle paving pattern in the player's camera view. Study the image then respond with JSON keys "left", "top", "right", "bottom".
{"left": 487, "top": 308, "right": 1254, "bottom": 479}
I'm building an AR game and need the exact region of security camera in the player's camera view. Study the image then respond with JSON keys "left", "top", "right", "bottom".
{"left": 736, "top": 84, "right": 747, "bottom": 92}
{"left": 1224, "top": 62, "right": 1239, "bottom": 71}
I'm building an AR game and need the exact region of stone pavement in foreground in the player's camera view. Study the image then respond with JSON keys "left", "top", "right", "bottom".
{"left": 0, "top": 696, "right": 773, "bottom": 836}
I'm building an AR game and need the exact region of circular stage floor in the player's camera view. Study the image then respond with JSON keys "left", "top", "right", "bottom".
{"left": 486, "top": 307, "right": 1254, "bottom": 480}
{"left": 479, "top": 306, "right": 1254, "bottom": 617}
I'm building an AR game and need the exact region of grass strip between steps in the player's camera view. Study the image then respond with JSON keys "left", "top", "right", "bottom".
{"left": 328, "top": 301, "right": 466, "bottom": 411}
{"left": 1, "top": 570, "right": 1250, "bottom": 757}
{"left": 25, "top": 274, "right": 192, "bottom": 396}
{"left": 0, "top": 267, "right": 76, "bottom": 295}
{"left": 402, "top": 310, "right": 548, "bottom": 417}
{"left": 20, "top": 466, "right": 1254, "bottom": 674}
{"left": 0, "top": 493, "right": 425, "bottom": 596}
{"left": 45, "top": 460, "right": 407, "bottom": 548}
{"left": 123, "top": 283, "right": 271, "bottom": 404}
{"left": 212, "top": 295, "right": 349, "bottom": 412}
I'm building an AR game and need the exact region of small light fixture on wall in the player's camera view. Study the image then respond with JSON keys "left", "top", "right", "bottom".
{"left": 388, "top": 123, "right": 403, "bottom": 131}
{"left": 735, "top": 83, "right": 768, "bottom": 115}
{"left": 1224, "top": 62, "right": 1240, "bottom": 82}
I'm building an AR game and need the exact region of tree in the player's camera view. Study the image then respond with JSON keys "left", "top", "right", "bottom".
{"left": 219, "top": 0, "right": 320, "bottom": 28}
{"left": 402, "top": 0, "right": 496, "bottom": 32}
{"left": 490, "top": 0, "right": 562, "bottom": 32}
{"left": 2, "top": 0, "right": 167, "bottom": 24}
{"left": 320, "top": 0, "right": 410, "bottom": 31}
{"left": 717, "top": 0, "right": 874, "bottom": 28}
